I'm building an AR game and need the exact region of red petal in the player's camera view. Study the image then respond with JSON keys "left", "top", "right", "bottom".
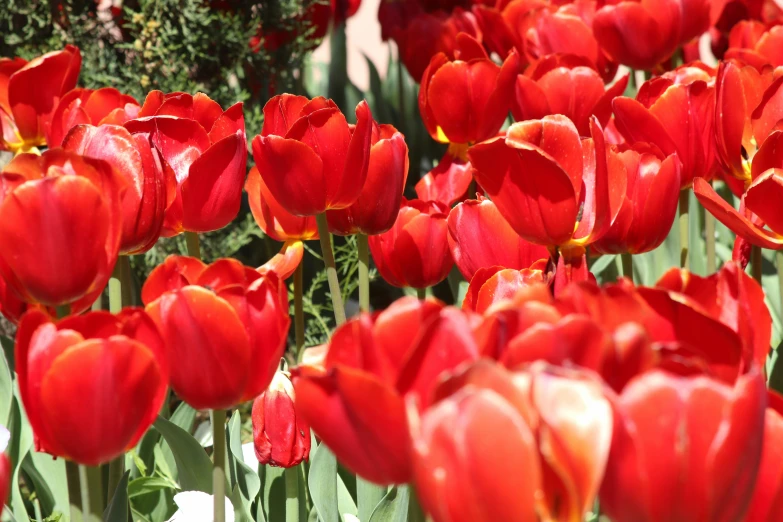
{"left": 258, "top": 240, "right": 304, "bottom": 280}
{"left": 141, "top": 255, "right": 206, "bottom": 305}
{"left": 262, "top": 94, "right": 310, "bottom": 136}
{"left": 414, "top": 152, "right": 473, "bottom": 207}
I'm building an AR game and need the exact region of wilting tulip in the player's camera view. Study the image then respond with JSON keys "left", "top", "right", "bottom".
{"left": 252, "top": 371, "right": 311, "bottom": 468}
{"left": 0, "top": 426, "right": 9, "bottom": 516}
{"left": 327, "top": 122, "right": 409, "bottom": 235}
{"left": 593, "top": 145, "right": 682, "bottom": 254}
{"left": 725, "top": 22, "right": 783, "bottom": 69}
{"left": 125, "top": 91, "right": 247, "bottom": 236}
{"left": 46, "top": 87, "right": 140, "bottom": 148}
{"left": 411, "top": 360, "right": 612, "bottom": 522}
{"left": 293, "top": 297, "right": 480, "bottom": 484}
{"left": 462, "top": 266, "right": 546, "bottom": 314}
{"left": 414, "top": 152, "right": 473, "bottom": 207}
{"left": 143, "top": 256, "right": 290, "bottom": 410}
{"left": 419, "top": 34, "right": 520, "bottom": 146}
{"left": 593, "top": 0, "right": 710, "bottom": 70}
{"left": 0, "top": 149, "right": 123, "bottom": 312}
{"left": 252, "top": 94, "right": 372, "bottom": 217}
{"left": 15, "top": 308, "right": 169, "bottom": 465}
{"left": 62, "top": 124, "right": 167, "bottom": 254}
{"left": 368, "top": 199, "right": 454, "bottom": 289}
{"left": 0, "top": 45, "right": 81, "bottom": 153}
{"left": 448, "top": 196, "right": 549, "bottom": 280}
{"left": 743, "top": 390, "right": 783, "bottom": 522}
{"left": 600, "top": 368, "right": 767, "bottom": 522}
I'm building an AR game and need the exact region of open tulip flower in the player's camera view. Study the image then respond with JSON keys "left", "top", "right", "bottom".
{"left": 252, "top": 94, "right": 372, "bottom": 217}
{"left": 411, "top": 360, "right": 613, "bottom": 522}
{"left": 414, "top": 152, "right": 473, "bottom": 207}
{"left": 725, "top": 21, "right": 783, "bottom": 69}
{"left": 462, "top": 265, "right": 547, "bottom": 314}
{"left": 252, "top": 371, "right": 311, "bottom": 468}
{"left": 744, "top": 390, "right": 783, "bottom": 522}
{"left": 143, "top": 256, "right": 290, "bottom": 410}
{"left": 600, "top": 368, "right": 767, "bottom": 522}
{"left": 124, "top": 91, "right": 247, "bottom": 236}
{"left": 293, "top": 297, "right": 481, "bottom": 484}
{"left": 0, "top": 45, "right": 81, "bottom": 153}
{"left": 0, "top": 149, "right": 123, "bottom": 312}
{"left": 15, "top": 308, "right": 169, "bottom": 466}
{"left": 46, "top": 87, "right": 140, "bottom": 147}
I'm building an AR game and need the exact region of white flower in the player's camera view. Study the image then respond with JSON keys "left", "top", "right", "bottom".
{"left": 0, "top": 426, "right": 9, "bottom": 453}
{"left": 168, "top": 491, "right": 235, "bottom": 522}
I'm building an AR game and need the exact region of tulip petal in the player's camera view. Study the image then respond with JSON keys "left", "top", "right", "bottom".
{"left": 258, "top": 240, "right": 304, "bottom": 280}
{"left": 262, "top": 95, "right": 309, "bottom": 137}
{"left": 141, "top": 255, "right": 206, "bottom": 305}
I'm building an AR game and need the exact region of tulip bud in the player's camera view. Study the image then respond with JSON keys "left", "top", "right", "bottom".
{"left": 252, "top": 371, "right": 311, "bottom": 468}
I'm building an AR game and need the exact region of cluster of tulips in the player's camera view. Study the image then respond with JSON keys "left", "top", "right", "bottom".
{"left": 2, "top": 0, "right": 783, "bottom": 519}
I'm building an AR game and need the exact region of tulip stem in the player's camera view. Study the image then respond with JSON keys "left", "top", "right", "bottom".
{"left": 294, "top": 261, "right": 305, "bottom": 358}
{"left": 705, "top": 198, "right": 716, "bottom": 273}
{"left": 285, "top": 464, "right": 300, "bottom": 522}
{"left": 358, "top": 479, "right": 387, "bottom": 522}
{"left": 357, "top": 234, "right": 371, "bottom": 313}
{"left": 752, "top": 245, "right": 763, "bottom": 284}
{"left": 66, "top": 462, "right": 82, "bottom": 521}
{"left": 79, "top": 465, "right": 103, "bottom": 522}
{"left": 416, "top": 287, "right": 427, "bottom": 300}
{"left": 315, "top": 213, "right": 346, "bottom": 325}
{"left": 679, "top": 190, "right": 690, "bottom": 270}
{"left": 212, "top": 408, "right": 227, "bottom": 522}
{"left": 185, "top": 231, "right": 201, "bottom": 259}
{"left": 407, "top": 486, "right": 427, "bottom": 522}
{"left": 777, "top": 251, "right": 783, "bottom": 323}
{"left": 620, "top": 253, "right": 633, "bottom": 283}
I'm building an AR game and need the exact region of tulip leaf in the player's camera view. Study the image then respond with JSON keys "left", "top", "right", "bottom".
{"left": 226, "top": 411, "right": 261, "bottom": 513}
{"left": 357, "top": 479, "right": 387, "bottom": 522}
{"left": 104, "top": 471, "right": 130, "bottom": 522}
{"left": 368, "top": 486, "right": 410, "bottom": 522}
{"left": 0, "top": 341, "right": 12, "bottom": 426}
{"left": 308, "top": 442, "right": 340, "bottom": 522}
{"left": 260, "top": 461, "right": 286, "bottom": 520}
{"left": 7, "top": 389, "right": 32, "bottom": 522}
{"left": 590, "top": 254, "right": 616, "bottom": 280}
{"left": 769, "top": 345, "right": 783, "bottom": 395}
{"left": 128, "top": 475, "right": 179, "bottom": 498}
{"left": 22, "top": 451, "right": 68, "bottom": 516}
{"left": 0, "top": 334, "right": 13, "bottom": 372}
{"left": 154, "top": 402, "right": 198, "bottom": 482}
{"left": 364, "top": 53, "right": 392, "bottom": 125}
{"left": 153, "top": 415, "right": 213, "bottom": 493}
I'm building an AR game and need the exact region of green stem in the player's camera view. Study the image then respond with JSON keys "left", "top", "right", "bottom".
{"left": 752, "top": 245, "right": 763, "bottom": 284}
{"left": 185, "top": 231, "right": 201, "bottom": 259}
{"left": 357, "top": 479, "right": 386, "bottom": 522}
{"left": 66, "top": 461, "right": 82, "bottom": 521}
{"left": 109, "top": 260, "right": 122, "bottom": 314}
{"left": 91, "top": 295, "right": 102, "bottom": 311}
{"left": 407, "top": 486, "right": 426, "bottom": 522}
{"left": 705, "top": 197, "right": 716, "bottom": 274}
{"left": 79, "top": 465, "right": 103, "bottom": 522}
{"left": 212, "top": 409, "right": 227, "bottom": 522}
{"left": 357, "top": 234, "right": 370, "bottom": 313}
{"left": 315, "top": 213, "right": 346, "bottom": 325}
{"left": 679, "top": 190, "right": 690, "bottom": 270}
{"left": 285, "top": 464, "right": 300, "bottom": 522}
{"left": 416, "top": 287, "right": 427, "bottom": 300}
{"left": 620, "top": 253, "right": 633, "bottom": 283}
{"left": 294, "top": 260, "right": 305, "bottom": 358}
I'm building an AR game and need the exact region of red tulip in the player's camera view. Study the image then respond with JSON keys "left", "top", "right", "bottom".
{"left": 252, "top": 371, "right": 311, "bottom": 468}
{"left": 252, "top": 94, "right": 373, "bottom": 216}
{"left": 743, "top": 390, "right": 783, "bottom": 522}
{"left": 143, "top": 256, "right": 290, "bottom": 410}
{"left": 411, "top": 360, "right": 612, "bottom": 522}
{"left": 414, "top": 152, "right": 473, "bottom": 207}
{"left": 593, "top": 0, "right": 711, "bottom": 70}
{"left": 0, "top": 427, "right": 8, "bottom": 517}
{"left": 62, "top": 124, "right": 167, "bottom": 254}
{"left": 293, "top": 297, "right": 480, "bottom": 484}
{"left": 246, "top": 166, "right": 318, "bottom": 243}
{"left": 0, "top": 149, "right": 123, "bottom": 311}
{"left": 125, "top": 91, "right": 247, "bottom": 236}
{"left": 15, "top": 308, "right": 169, "bottom": 465}
{"left": 462, "top": 265, "right": 547, "bottom": 314}
{"left": 0, "top": 273, "right": 53, "bottom": 325}
{"left": 592, "top": 145, "right": 682, "bottom": 254}
{"left": 725, "top": 22, "right": 783, "bottom": 69}
{"left": 369, "top": 198, "right": 454, "bottom": 289}
{"left": 447, "top": 196, "right": 549, "bottom": 280}
{"left": 327, "top": 122, "right": 409, "bottom": 235}
{"left": 46, "top": 87, "right": 140, "bottom": 148}
{"left": 0, "top": 46, "right": 81, "bottom": 153}
{"left": 600, "top": 368, "right": 767, "bottom": 522}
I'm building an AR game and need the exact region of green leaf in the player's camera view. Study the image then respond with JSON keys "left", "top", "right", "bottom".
{"left": 8, "top": 389, "right": 32, "bottom": 522}
{"left": 364, "top": 53, "right": 391, "bottom": 124}
{"left": 155, "top": 402, "right": 198, "bottom": 482}
{"left": 769, "top": 344, "right": 783, "bottom": 395}
{"left": 22, "top": 452, "right": 68, "bottom": 516}
{"left": 226, "top": 411, "right": 261, "bottom": 513}
{"left": 368, "top": 486, "right": 411, "bottom": 522}
{"left": 0, "top": 335, "right": 13, "bottom": 373}
{"left": 128, "top": 475, "right": 180, "bottom": 498}
{"left": 590, "top": 254, "right": 616, "bottom": 279}
{"left": 153, "top": 415, "right": 213, "bottom": 493}
{"left": 103, "top": 471, "right": 130, "bottom": 522}
{"left": 0, "top": 343, "right": 13, "bottom": 427}
{"left": 308, "top": 442, "right": 340, "bottom": 522}
{"left": 260, "top": 462, "right": 286, "bottom": 520}
{"left": 357, "top": 479, "right": 387, "bottom": 522}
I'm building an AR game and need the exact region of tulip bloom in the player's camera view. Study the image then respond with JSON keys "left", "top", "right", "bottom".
{"left": 0, "top": 45, "right": 81, "bottom": 153}
{"left": 125, "top": 91, "right": 247, "bottom": 236}
{"left": 448, "top": 196, "right": 549, "bottom": 280}
{"left": 592, "top": 145, "right": 682, "bottom": 254}
{"left": 593, "top": 0, "right": 710, "bottom": 70}
{"left": 15, "top": 308, "right": 169, "bottom": 465}
{"left": 293, "top": 297, "right": 480, "bottom": 484}
{"left": 600, "top": 368, "right": 767, "bottom": 522}
{"left": 0, "top": 426, "right": 9, "bottom": 516}
{"left": 62, "top": 124, "right": 167, "bottom": 254}
{"left": 0, "top": 149, "right": 122, "bottom": 311}
{"left": 414, "top": 152, "right": 473, "bottom": 207}
{"left": 327, "top": 122, "right": 409, "bottom": 235}
{"left": 419, "top": 34, "right": 520, "bottom": 146}
{"left": 143, "top": 256, "right": 290, "bottom": 410}
{"left": 744, "top": 390, "right": 783, "bottom": 522}
{"left": 0, "top": 273, "right": 52, "bottom": 325}
{"left": 252, "top": 94, "right": 372, "bottom": 217}
{"left": 411, "top": 360, "right": 612, "bottom": 522}
{"left": 369, "top": 199, "right": 454, "bottom": 289}
{"left": 725, "top": 22, "right": 783, "bottom": 69}
{"left": 462, "top": 266, "right": 546, "bottom": 314}
{"left": 46, "top": 87, "right": 140, "bottom": 147}
{"left": 252, "top": 371, "right": 311, "bottom": 468}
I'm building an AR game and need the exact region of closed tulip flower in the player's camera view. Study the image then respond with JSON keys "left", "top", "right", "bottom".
{"left": 369, "top": 199, "right": 454, "bottom": 290}
{"left": 411, "top": 360, "right": 613, "bottom": 522}
{"left": 15, "top": 308, "right": 169, "bottom": 465}
{"left": 125, "top": 91, "right": 247, "bottom": 236}
{"left": 0, "top": 45, "right": 81, "bottom": 153}
{"left": 252, "top": 371, "right": 311, "bottom": 468}
{"left": 252, "top": 94, "right": 372, "bottom": 217}
{"left": 46, "top": 87, "right": 140, "bottom": 147}
{"left": 600, "top": 368, "right": 767, "bottom": 522}
{"left": 0, "top": 427, "right": 9, "bottom": 516}
{"left": 143, "top": 256, "right": 290, "bottom": 410}
{"left": 293, "top": 297, "right": 480, "bottom": 484}
{"left": 0, "top": 149, "right": 123, "bottom": 312}
{"left": 743, "top": 390, "right": 783, "bottom": 522}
